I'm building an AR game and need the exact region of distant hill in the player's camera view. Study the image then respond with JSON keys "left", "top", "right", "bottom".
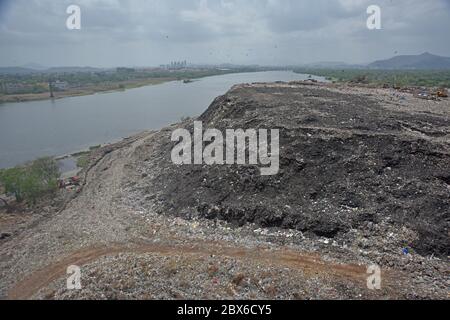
{"left": 44, "top": 66, "right": 104, "bottom": 73}
{"left": 22, "top": 63, "right": 47, "bottom": 71}
{"left": 0, "top": 66, "right": 104, "bottom": 75}
{"left": 306, "top": 61, "right": 365, "bottom": 69}
{"left": 369, "top": 52, "right": 450, "bottom": 70}
{"left": 0, "top": 67, "right": 37, "bottom": 75}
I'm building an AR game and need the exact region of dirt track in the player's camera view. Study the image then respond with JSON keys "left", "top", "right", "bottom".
{"left": 8, "top": 242, "right": 376, "bottom": 300}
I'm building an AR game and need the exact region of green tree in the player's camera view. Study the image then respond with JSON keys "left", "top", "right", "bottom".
{"left": 0, "top": 157, "right": 60, "bottom": 205}
{"left": 0, "top": 169, "right": 10, "bottom": 210}
{"left": 0, "top": 167, "right": 26, "bottom": 202}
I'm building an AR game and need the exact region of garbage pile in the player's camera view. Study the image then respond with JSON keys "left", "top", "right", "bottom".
{"left": 130, "top": 83, "right": 450, "bottom": 257}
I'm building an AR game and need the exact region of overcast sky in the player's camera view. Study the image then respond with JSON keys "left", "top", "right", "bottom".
{"left": 1, "top": 0, "right": 450, "bottom": 67}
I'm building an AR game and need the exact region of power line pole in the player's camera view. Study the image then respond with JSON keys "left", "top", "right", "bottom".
{"left": 48, "top": 78, "right": 54, "bottom": 98}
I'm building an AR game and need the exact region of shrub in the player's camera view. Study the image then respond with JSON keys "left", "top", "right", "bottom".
{"left": 76, "top": 153, "right": 90, "bottom": 169}
{"left": 0, "top": 157, "right": 60, "bottom": 205}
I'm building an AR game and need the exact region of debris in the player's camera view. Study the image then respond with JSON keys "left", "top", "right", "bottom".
{"left": 231, "top": 273, "right": 246, "bottom": 286}
{"left": 58, "top": 176, "right": 81, "bottom": 189}
{"left": 143, "top": 83, "right": 449, "bottom": 257}
{"left": 0, "top": 232, "right": 12, "bottom": 240}
{"left": 436, "top": 89, "right": 448, "bottom": 98}
{"left": 415, "top": 91, "right": 439, "bottom": 101}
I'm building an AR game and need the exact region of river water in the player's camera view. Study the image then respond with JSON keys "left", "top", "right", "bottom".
{"left": 0, "top": 71, "right": 324, "bottom": 168}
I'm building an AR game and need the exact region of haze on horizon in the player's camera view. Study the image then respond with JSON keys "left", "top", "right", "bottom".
{"left": 1, "top": 0, "right": 450, "bottom": 68}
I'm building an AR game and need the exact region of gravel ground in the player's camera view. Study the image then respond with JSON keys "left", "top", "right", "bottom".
{"left": 0, "top": 82, "right": 448, "bottom": 300}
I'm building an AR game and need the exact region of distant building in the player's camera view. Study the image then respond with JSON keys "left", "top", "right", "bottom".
{"left": 161, "top": 61, "right": 188, "bottom": 70}
{"left": 4, "top": 83, "right": 27, "bottom": 94}
{"left": 53, "top": 80, "right": 69, "bottom": 91}
{"left": 0, "top": 82, "right": 7, "bottom": 93}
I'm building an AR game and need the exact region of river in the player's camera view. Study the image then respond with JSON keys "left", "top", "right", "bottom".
{"left": 0, "top": 71, "right": 324, "bottom": 168}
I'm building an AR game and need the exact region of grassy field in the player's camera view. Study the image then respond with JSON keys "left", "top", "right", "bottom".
{"left": 0, "top": 78, "right": 176, "bottom": 103}
{"left": 294, "top": 68, "right": 450, "bottom": 88}
{"left": 0, "top": 68, "right": 260, "bottom": 103}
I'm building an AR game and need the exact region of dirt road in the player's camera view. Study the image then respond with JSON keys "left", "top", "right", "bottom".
{"left": 8, "top": 242, "right": 376, "bottom": 299}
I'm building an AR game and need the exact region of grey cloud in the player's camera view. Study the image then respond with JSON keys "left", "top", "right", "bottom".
{"left": 0, "top": 0, "right": 449, "bottom": 67}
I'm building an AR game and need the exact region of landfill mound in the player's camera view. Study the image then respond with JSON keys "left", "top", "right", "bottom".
{"left": 128, "top": 82, "right": 450, "bottom": 257}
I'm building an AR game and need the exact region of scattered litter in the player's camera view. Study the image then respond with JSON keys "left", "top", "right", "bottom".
{"left": 436, "top": 89, "right": 448, "bottom": 98}
{"left": 0, "top": 232, "right": 12, "bottom": 240}
{"left": 58, "top": 176, "right": 81, "bottom": 189}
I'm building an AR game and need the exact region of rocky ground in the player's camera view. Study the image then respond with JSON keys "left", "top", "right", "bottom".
{"left": 0, "top": 82, "right": 449, "bottom": 300}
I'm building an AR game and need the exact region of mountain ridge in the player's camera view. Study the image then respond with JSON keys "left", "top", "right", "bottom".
{"left": 369, "top": 52, "right": 450, "bottom": 69}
